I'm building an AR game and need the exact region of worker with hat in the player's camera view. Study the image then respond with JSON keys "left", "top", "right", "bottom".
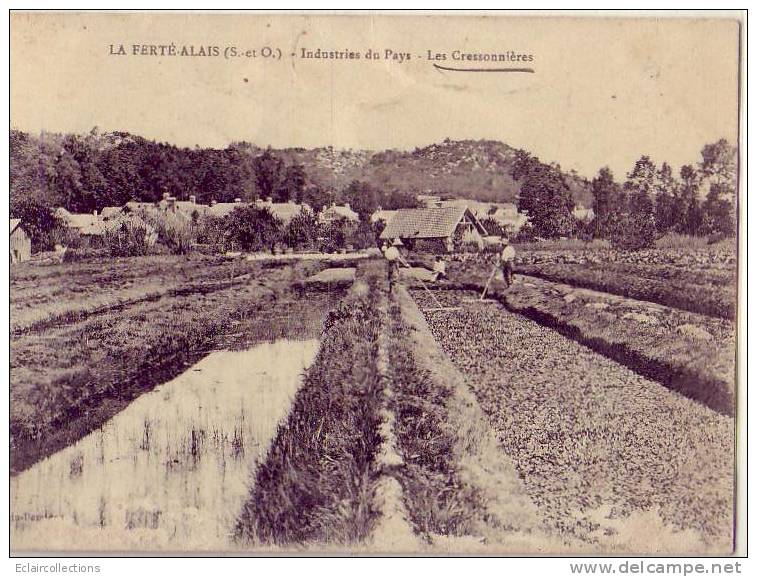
{"left": 499, "top": 235, "right": 515, "bottom": 288}
{"left": 384, "top": 238, "right": 401, "bottom": 291}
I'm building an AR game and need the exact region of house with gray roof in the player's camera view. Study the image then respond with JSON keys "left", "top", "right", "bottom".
{"left": 380, "top": 206, "right": 487, "bottom": 252}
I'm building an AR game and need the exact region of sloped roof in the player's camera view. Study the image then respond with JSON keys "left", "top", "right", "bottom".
{"left": 124, "top": 201, "right": 158, "bottom": 213}
{"left": 321, "top": 204, "right": 359, "bottom": 222}
{"left": 10, "top": 218, "right": 21, "bottom": 234}
{"left": 102, "top": 213, "right": 155, "bottom": 235}
{"left": 57, "top": 210, "right": 103, "bottom": 235}
{"left": 266, "top": 202, "right": 312, "bottom": 224}
{"left": 380, "top": 206, "right": 486, "bottom": 240}
{"left": 209, "top": 202, "right": 246, "bottom": 218}
{"left": 371, "top": 209, "right": 397, "bottom": 224}
{"left": 175, "top": 201, "right": 210, "bottom": 216}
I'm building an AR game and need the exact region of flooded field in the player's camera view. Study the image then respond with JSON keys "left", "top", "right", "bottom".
{"left": 11, "top": 338, "right": 319, "bottom": 553}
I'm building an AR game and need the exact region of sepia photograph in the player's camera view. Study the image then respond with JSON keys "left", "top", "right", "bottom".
{"left": 7, "top": 10, "right": 745, "bottom": 559}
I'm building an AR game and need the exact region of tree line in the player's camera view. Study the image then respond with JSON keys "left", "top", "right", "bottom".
{"left": 9, "top": 128, "right": 416, "bottom": 251}
{"left": 10, "top": 128, "right": 738, "bottom": 253}
{"left": 512, "top": 139, "right": 737, "bottom": 249}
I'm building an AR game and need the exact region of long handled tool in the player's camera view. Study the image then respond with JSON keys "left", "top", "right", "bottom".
{"left": 479, "top": 264, "right": 499, "bottom": 301}
{"left": 458, "top": 263, "right": 499, "bottom": 304}
{"left": 396, "top": 254, "right": 460, "bottom": 312}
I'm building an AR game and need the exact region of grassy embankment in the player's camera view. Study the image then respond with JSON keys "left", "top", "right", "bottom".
{"left": 517, "top": 237, "right": 737, "bottom": 320}
{"left": 387, "top": 287, "right": 564, "bottom": 552}
{"left": 515, "top": 261, "right": 736, "bottom": 320}
{"left": 11, "top": 255, "right": 245, "bottom": 333}
{"left": 10, "top": 256, "right": 339, "bottom": 473}
{"left": 235, "top": 262, "right": 560, "bottom": 552}
{"left": 437, "top": 261, "right": 736, "bottom": 415}
{"left": 234, "top": 261, "right": 386, "bottom": 547}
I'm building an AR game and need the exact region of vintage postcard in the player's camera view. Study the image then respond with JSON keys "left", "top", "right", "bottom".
{"left": 8, "top": 11, "right": 744, "bottom": 557}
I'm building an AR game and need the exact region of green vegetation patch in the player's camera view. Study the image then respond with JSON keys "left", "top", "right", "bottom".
{"left": 235, "top": 262, "right": 385, "bottom": 546}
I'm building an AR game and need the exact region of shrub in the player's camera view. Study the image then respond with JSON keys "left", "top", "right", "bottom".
{"left": 347, "top": 220, "right": 378, "bottom": 250}
{"left": 103, "top": 220, "right": 152, "bottom": 257}
{"left": 319, "top": 218, "right": 349, "bottom": 253}
{"left": 224, "top": 205, "right": 283, "bottom": 253}
{"left": 50, "top": 226, "right": 83, "bottom": 249}
{"left": 610, "top": 213, "right": 657, "bottom": 251}
{"left": 283, "top": 208, "right": 319, "bottom": 250}
{"left": 146, "top": 215, "right": 194, "bottom": 254}
{"left": 194, "top": 214, "right": 227, "bottom": 252}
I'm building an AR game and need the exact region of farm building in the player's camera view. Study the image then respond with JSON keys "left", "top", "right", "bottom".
{"left": 380, "top": 206, "right": 487, "bottom": 252}
{"left": 255, "top": 198, "right": 314, "bottom": 225}
{"left": 55, "top": 208, "right": 103, "bottom": 238}
{"left": 487, "top": 203, "right": 529, "bottom": 233}
{"left": 572, "top": 205, "right": 595, "bottom": 222}
{"left": 207, "top": 198, "right": 313, "bottom": 224}
{"left": 320, "top": 203, "right": 359, "bottom": 224}
{"left": 370, "top": 207, "right": 398, "bottom": 226}
{"left": 10, "top": 219, "right": 32, "bottom": 263}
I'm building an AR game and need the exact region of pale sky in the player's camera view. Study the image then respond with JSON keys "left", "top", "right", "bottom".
{"left": 10, "top": 12, "right": 741, "bottom": 179}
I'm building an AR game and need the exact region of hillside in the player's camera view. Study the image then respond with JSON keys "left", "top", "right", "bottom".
{"left": 278, "top": 139, "right": 593, "bottom": 206}
{"left": 9, "top": 130, "right": 594, "bottom": 213}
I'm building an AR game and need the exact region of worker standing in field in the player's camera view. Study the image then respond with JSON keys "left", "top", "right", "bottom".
{"left": 432, "top": 255, "right": 447, "bottom": 282}
{"left": 384, "top": 239, "right": 401, "bottom": 291}
{"left": 499, "top": 236, "right": 516, "bottom": 288}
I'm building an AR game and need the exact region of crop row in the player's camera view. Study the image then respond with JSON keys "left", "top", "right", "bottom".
{"left": 445, "top": 254, "right": 736, "bottom": 321}
{"left": 10, "top": 264, "right": 336, "bottom": 474}
{"left": 234, "top": 262, "right": 386, "bottom": 546}
{"left": 437, "top": 273, "right": 735, "bottom": 415}
{"left": 10, "top": 255, "right": 290, "bottom": 333}
{"left": 413, "top": 290, "right": 734, "bottom": 553}
{"left": 515, "top": 262, "right": 736, "bottom": 320}
{"left": 513, "top": 245, "right": 737, "bottom": 268}
{"left": 386, "top": 287, "right": 554, "bottom": 551}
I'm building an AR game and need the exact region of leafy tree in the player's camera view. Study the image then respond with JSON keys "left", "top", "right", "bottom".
{"left": 348, "top": 219, "right": 379, "bottom": 249}
{"left": 278, "top": 163, "right": 307, "bottom": 202}
{"left": 320, "top": 217, "right": 348, "bottom": 253}
{"left": 702, "top": 188, "right": 735, "bottom": 237}
{"left": 341, "top": 180, "right": 380, "bottom": 222}
{"left": 654, "top": 162, "right": 679, "bottom": 235}
{"left": 610, "top": 156, "right": 658, "bottom": 250}
{"left": 371, "top": 219, "right": 387, "bottom": 245}
{"left": 679, "top": 165, "right": 704, "bottom": 235}
{"left": 511, "top": 150, "right": 575, "bottom": 238}
{"left": 590, "top": 167, "right": 625, "bottom": 239}
{"left": 283, "top": 207, "right": 319, "bottom": 250}
{"left": 10, "top": 199, "right": 62, "bottom": 252}
{"left": 297, "top": 184, "right": 333, "bottom": 214}
{"left": 699, "top": 139, "right": 737, "bottom": 198}
{"left": 224, "top": 205, "right": 282, "bottom": 252}
{"left": 252, "top": 150, "right": 285, "bottom": 201}
{"left": 699, "top": 139, "right": 737, "bottom": 236}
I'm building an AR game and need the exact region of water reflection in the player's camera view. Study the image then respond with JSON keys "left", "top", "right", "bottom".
{"left": 11, "top": 339, "right": 319, "bottom": 552}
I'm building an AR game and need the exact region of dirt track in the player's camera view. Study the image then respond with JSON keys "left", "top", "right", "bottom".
{"left": 413, "top": 289, "right": 734, "bottom": 554}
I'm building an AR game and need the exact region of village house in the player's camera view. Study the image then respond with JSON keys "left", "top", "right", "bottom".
{"left": 370, "top": 207, "right": 398, "bottom": 226}
{"left": 10, "top": 219, "right": 31, "bottom": 263}
{"left": 380, "top": 205, "right": 487, "bottom": 252}
{"left": 55, "top": 207, "right": 104, "bottom": 238}
{"left": 572, "top": 205, "right": 596, "bottom": 222}
{"left": 255, "top": 198, "right": 314, "bottom": 225}
{"left": 207, "top": 199, "right": 242, "bottom": 218}
{"left": 319, "top": 202, "right": 359, "bottom": 224}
